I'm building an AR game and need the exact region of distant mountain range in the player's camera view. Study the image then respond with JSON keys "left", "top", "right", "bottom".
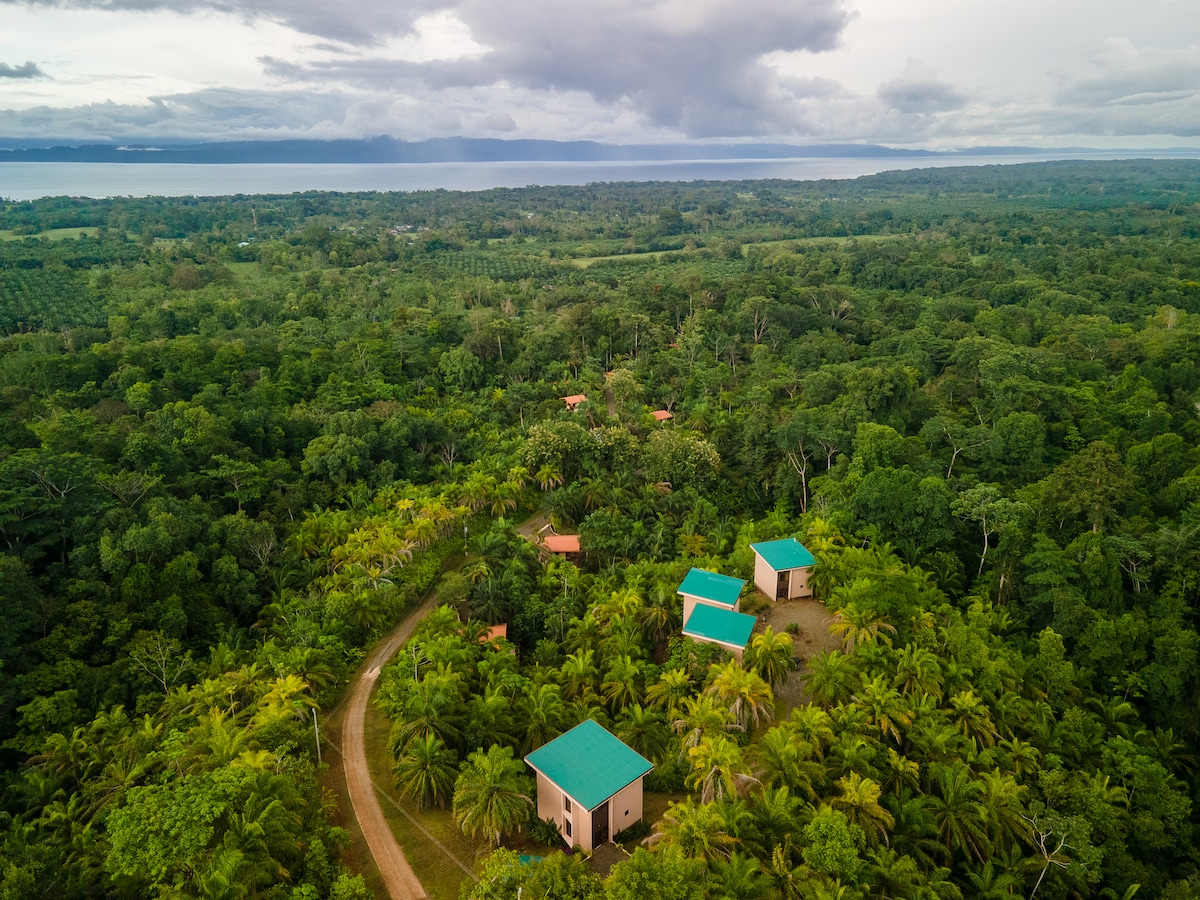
{"left": 0, "top": 137, "right": 1050, "bottom": 164}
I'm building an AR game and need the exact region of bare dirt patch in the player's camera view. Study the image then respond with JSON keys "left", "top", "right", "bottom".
{"left": 756, "top": 597, "right": 840, "bottom": 714}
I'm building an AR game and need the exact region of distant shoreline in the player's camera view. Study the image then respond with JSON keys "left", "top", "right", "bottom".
{"left": 3, "top": 154, "right": 1199, "bottom": 202}
{"left": 1, "top": 137, "right": 1176, "bottom": 166}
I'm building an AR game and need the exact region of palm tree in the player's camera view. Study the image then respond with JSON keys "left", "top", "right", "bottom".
{"left": 645, "top": 668, "right": 693, "bottom": 717}
{"left": 535, "top": 463, "right": 563, "bottom": 491}
{"left": 686, "top": 734, "right": 760, "bottom": 803}
{"left": 978, "top": 769, "right": 1033, "bottom": 854}
{"left": 394, "top": 734, "right": 458, "bottom": 809}
{"left": 964, "top": 859, "right": 1021, "bottom": 899}
{"left": 744, "top": 627, "right": 795, "bottom": 690}
{"left": 673, "top": 694, "right": 739, "bottom": 753}
{"left": 892, "top": 644, "right": 944, "bottom": 700}
{"left": 614, "top": 704, "right": 671, "bottom": 764}
{"left": 637, "top": 586, "right": 681, "bottom": 647}
{"left": 646, "top": 797, "right": 738, "bottom": 862}
{"left": 800, "top": 649, "right": 858, "bottom": 709}
{"left": 950, "top": 689, "right": 999, "bottom": 749}
{"left": 752, "top": 726, "right": 821, "bottom": 800}
{"left": 452, "top": 744, "right": 534, "bottom": 847}
{"left": 828, "top": 600, "right": 896, "bottom": 652}
{"left": 601, "top": 655, "right": 646, "bottom": 709}
{"left": 711, "top": 852, "right": 770, "bottom": 900}
{"left": 559, "top": 650, "right": 598, "bottom": 702}
{"left": 856, "top": 674, "right": 913, "bottom": 745}
{"left": 924, "top": 764, "right": 989, "bottom": 863}
{"left": 520, "top": 683, "right": 566, "bottom": 753}
{"left": 831, "top": 772, "right": 894, "bottom": 845}
{"left": 705, "top": 661, "right": 775, "bottom": 732}
{"left": 785, "top": 705, "right": 836, "bottom": 758}
{"left": 390, "top": 673, "right": 466, "bottom": 753}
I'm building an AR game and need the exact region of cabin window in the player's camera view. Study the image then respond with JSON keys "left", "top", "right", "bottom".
{"left": 564, "top": 795, "right": 572, "bottom": 813}
{"left": 565, "top": 818, "right": 572, "bottom": 837}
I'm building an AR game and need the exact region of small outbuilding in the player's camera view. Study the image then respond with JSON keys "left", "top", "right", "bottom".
{"left": 525, "top": 719, "right": 653, "bottom": 853}
{"left": 750, "top": 538, "right": 816, "bottom": 600}
{"left": 651, "top": 409, "right": 673, "bottom": 421}
{"left": 682, "top": 603, "right": 757, "bottom": 663}
{"left": 561, "top": 394, "right": 587, "bottom": 411}
{"left": 677, "top": 567, "right": 745, "bottom": 622}
{"left": 541, "top": 533, "right": 581, "bottom": 564}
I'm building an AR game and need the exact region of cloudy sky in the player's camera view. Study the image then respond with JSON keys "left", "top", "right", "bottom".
{"left": 0, "top": 0, "right": 1197, "bottom": 148}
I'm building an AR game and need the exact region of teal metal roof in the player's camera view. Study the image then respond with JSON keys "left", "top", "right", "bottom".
{"left": 525, "top": 720, "right": 653, "bottom": 811}
{"left": 677, "top": 568, "right": 744, "bottom": 606}
{"left": 682, "top": 603, "right": 756, "bottom": 649}
{"left": 751, "top": 538, "right": 816, "bottom": 571}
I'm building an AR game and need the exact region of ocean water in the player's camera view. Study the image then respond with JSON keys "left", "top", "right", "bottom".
{"left": 0, "top": 152, "right": 1194, "bottom": 200}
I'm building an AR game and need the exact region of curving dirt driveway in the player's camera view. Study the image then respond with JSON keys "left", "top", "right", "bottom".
{"left": 341, "top": 594, "right": 438, "bottom": 900}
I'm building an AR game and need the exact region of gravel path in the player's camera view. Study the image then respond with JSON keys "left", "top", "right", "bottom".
{"left": 342, "top": 594, "right": 439, "bottom": 900}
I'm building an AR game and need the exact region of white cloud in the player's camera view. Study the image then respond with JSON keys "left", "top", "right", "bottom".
{"left": 0, "top": 0, "right": 1198, "bottom": 147}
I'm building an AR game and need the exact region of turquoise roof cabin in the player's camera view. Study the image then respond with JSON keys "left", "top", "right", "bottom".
{"left": 677, "top": 567, "right": 746, "bottom": 622}
{"left": 525, "top": 720, "right": 653, "bottom": 853}
{"left": 750, "top": 538, "right": 816, "bottom": 600}
{"left": 681, "top": 602, "right": 757, "bottom": 663}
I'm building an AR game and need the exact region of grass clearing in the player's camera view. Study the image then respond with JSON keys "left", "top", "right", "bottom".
{"left": 0, "top": 226, "right": 102, "bottom": 241}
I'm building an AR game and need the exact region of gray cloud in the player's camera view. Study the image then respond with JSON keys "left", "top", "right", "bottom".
{"left": 0, "top": 60, "right": 46, "bottom": 78}
{"left": 1053, "top": 40, "right": 1200, "bottom": 107}
{"left": 1, "top": 0, "right": 445, "bottom": 46}
{"left": 483, "top": 112, "right": 516, "bottom": 132}
{"left": 255, "top": 0, "right": 854, "bottom": 137}
{"left": 877, "top": 59, "right": 967, "bottom": 115}
{"left": 0, "top": 88, "right": 356, "bottom": 141}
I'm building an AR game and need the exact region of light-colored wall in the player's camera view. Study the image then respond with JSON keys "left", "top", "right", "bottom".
{"left": 535, "top": 773, "right": 647, "bottom": 853}
{"left": 608, "top": 777, "right": 645, "bottom": 839}
{"left": 536, "top": 772, "right": 590, "bottom": 851}
{"left": 576, "top": 806, "right": 595, "bottom": 853}
{"left": 791, "top": 566, "right": 812, "bottom": 598}
{"left": 752, "top": 554, "right": 815, "bottom": 600}
{"left": 753, "top": 554, "right": 774, "bottom": 598}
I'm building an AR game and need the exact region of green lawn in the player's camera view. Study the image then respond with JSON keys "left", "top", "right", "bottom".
{"left": 0, "top": 226, "right": 102, "bottom": 241}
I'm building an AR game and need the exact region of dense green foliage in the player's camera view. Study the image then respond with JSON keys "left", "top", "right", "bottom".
{"left": 1, "top": 160, "right": 1199, "bottom": 897}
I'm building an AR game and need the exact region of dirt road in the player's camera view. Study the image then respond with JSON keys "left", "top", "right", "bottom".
{"left": 342, "top": 594, "right": 439, "bottom": 900}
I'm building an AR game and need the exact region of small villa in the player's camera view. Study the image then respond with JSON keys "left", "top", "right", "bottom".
{"left": 682, "top": 603, "right": 757, "bottom": 663}
{"left": 561, "top": 394, "right": 587, "bottom": 411}
{"left": 677, "top": 567, "right": 745, "bottom": 622}
{"left": 525, "top": 720, "right": 653, "bottom": 853}
{"left": 750, "top": 538, "right": 816, "bottom": 601}
{"left": 652, "top": 409, "right": 673, "bottom": 421}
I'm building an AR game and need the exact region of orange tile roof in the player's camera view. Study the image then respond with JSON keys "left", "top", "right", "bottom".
{"left": 482, "top": 623, "right": 508, "bottom": 643}
{"left": 542, "top": 534, "right": 581, "bottom": 553}
{"left": 562, "top": 394, "right": 587, "bottom": 407}
{"left": 652, "top": 409, "right": 673, "bottom": 421}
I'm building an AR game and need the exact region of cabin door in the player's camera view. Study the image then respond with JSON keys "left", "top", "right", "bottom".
{"left": 776, "top": 570, "right": 789, "bottom": 600}
{"left": 592, "top": 800, "right": 609, "bottom": 847}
